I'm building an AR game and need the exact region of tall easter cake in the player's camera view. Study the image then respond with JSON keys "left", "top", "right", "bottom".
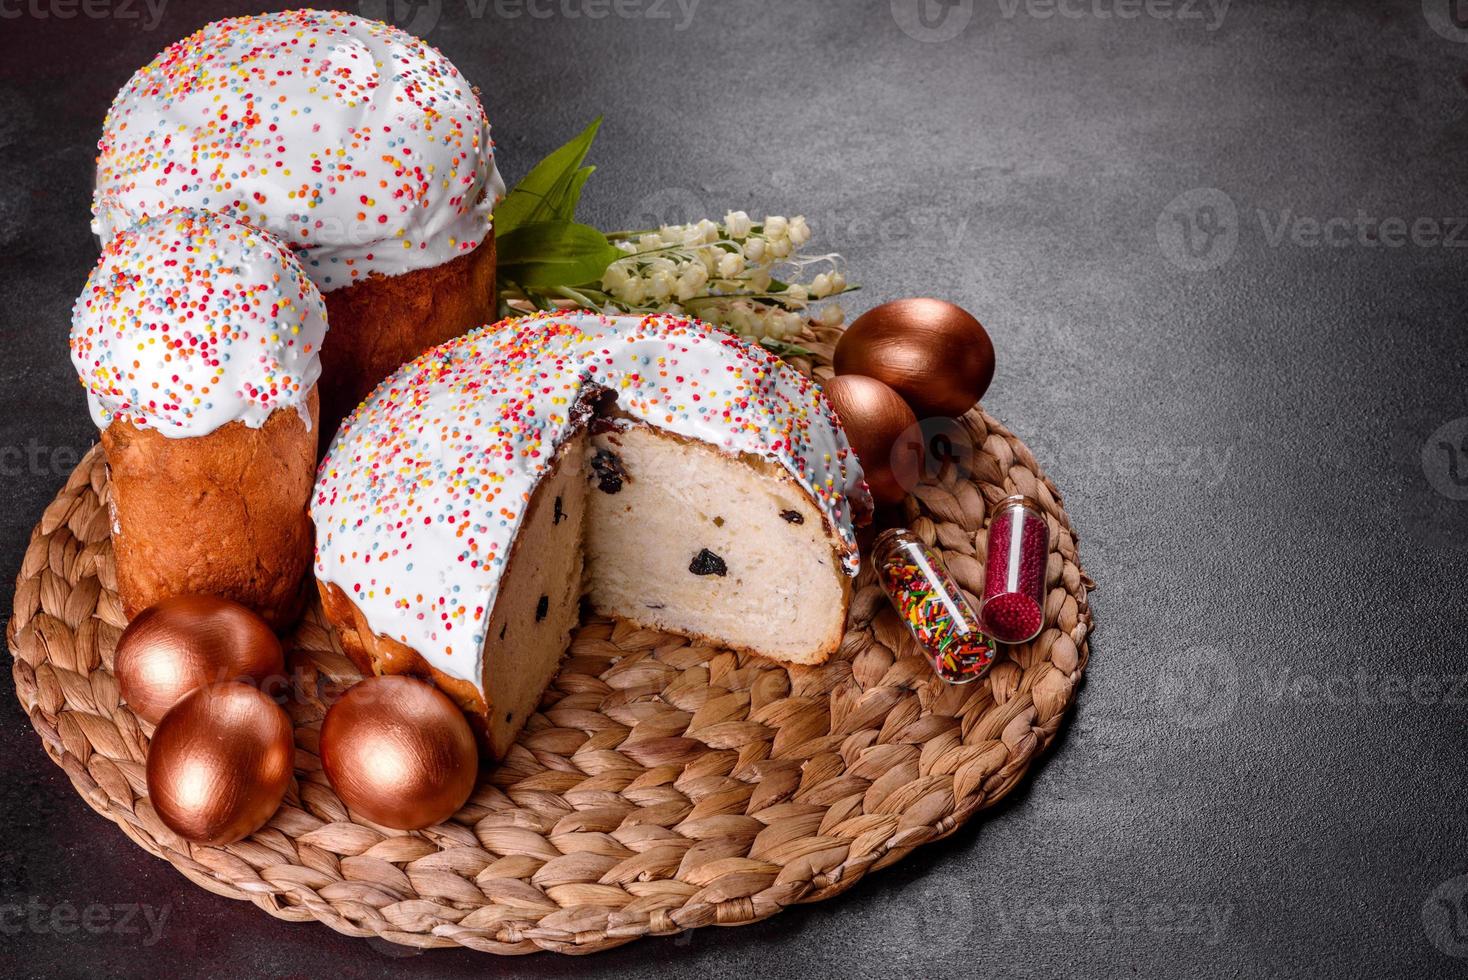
{"left": 91, "top": 9, "right": 506, "bottom": 434}
{"left": 313, "top": 312, "right": 872, "bottom": 756}
{"left": 71, "top": 208, "right": 327, "bottom": 627}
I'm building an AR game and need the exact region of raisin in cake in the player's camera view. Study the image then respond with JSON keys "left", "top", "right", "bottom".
{"left": 312, "top": 312, "right": 871, "bottom": 757}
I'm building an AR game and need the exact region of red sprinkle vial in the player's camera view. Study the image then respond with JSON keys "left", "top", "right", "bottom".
{"left": 980, "top": 495, "right": 1049, "bottom": 644}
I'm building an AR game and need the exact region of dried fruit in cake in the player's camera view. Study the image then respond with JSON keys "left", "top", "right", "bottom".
{"left": 312, "top": 312, "right": 873, "bottom": 757}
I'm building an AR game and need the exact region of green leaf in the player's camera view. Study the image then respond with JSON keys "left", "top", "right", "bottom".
{"left": 496, "top": 221, "right": 621, "bottom": 289}
{"left": 562, "top": 165, "right": 595, "bottom": 219}
{"left": 493, "top": 118, "right": 602, "bottom": 236}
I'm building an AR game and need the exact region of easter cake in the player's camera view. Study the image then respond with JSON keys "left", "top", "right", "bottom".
{"left": 91, "top": 9, "right": 506, "bottom": 435}
{"left": 70, "top": 208, "right": 327, "bottom": 628}
{"left": 312, "top": 312, "right": 872, "bottom": 757}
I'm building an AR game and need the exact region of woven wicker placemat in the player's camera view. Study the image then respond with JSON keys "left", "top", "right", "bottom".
{"left": 6, "top": 331, "right": 1093, "bottom": 955}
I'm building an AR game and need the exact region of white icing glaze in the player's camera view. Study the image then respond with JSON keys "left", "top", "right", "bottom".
{"left": 92, "top": 9, "right": 504, "bottom": 293}
{"left": 71, "top": 208, "right": 327, "bottom": 438}
{"left": 312, "top": 312, "right": 871, "bottom": 689}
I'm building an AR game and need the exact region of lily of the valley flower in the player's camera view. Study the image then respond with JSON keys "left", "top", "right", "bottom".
{"left": 594, "top": 213, "right": 855, "bottom": 344}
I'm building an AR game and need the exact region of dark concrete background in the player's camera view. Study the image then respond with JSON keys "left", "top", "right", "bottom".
{"left": 2, "top": 1, "right": 1466, "bottom": 976}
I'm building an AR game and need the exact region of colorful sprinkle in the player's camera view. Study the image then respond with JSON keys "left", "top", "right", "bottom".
{"left": 91, "top": 9, "right": 504, "bottom": 292}
{"left": 873, "top": 528, "right": 997, "bottom": 684}
{"left": 70, "top": 208, "right": 327, "bottom": 437}
{"left": 312, "top": 311, "right": 873, "bottom": 689}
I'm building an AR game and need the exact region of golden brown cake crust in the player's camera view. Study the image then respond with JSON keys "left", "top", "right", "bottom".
{"left": 102, "top": 388, "right": 319, "bottom": 631}
{"left": 317, "top": 579, "right": 493, "bottom": 749}
{"left": 317, "top": 230, "right": 497, "bottom": 438}
{"left": 320, "top": 568, "right": 849, "bottom": 760}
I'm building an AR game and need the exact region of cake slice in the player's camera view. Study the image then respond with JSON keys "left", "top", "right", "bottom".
{"left": 584, "top": 425, "right": 850, "bottom": 663}
{"left": 312, "top": 312, "right": 871, "bottom": 757}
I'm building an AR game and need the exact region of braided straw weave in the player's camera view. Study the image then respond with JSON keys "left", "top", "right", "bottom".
{"left": 6, "top": 330, "right": 1093, "bottom": 954}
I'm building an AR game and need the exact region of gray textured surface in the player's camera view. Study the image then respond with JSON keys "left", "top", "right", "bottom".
{"left": 2, "top": 1, "right": 1466, "bottom": 977}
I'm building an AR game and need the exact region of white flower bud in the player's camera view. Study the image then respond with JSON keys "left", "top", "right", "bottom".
{"left": 784, "top": 284, "right": 808, "bottom": 304}
{"left": 617, "top": 276, "right": 647, "bottom": 306}
{"left": 830, "top": 271, "right": 846, "bottom": 292}
{"left": 811, "top": 272, "right": 832, "bottom": 299}
{"left": 788, "top": 215, "right": 811, "bottom": 246}
{"left": 743, "top": 238, "right": 766, "bottom": 262}
{"left": 724, "top": 210, "right": 753, "bottom": 239}
{"left": 637, "top": 233, "right": 664, "bottom": 253}
{"left": 676, "top": 264, "right": 707, "bottom": 301}
{"left": 717, "top": 251, "right": 745, "bottom": 278}
{"left": 601, "top": 261, "right": 626, "bottom": 288}
{"left": 650, "top": 269, "right": 677, "bottom": 302}
{"left": 763, "top": 215, "right": 788, "bottom": 240}
{"left": 816, "top": 302, "right": 845, "bottom": 327}
{"left": 769, "top": 238, "right": 793, "bottom": 259}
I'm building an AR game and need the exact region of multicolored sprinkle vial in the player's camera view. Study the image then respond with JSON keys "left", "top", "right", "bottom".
{"left": 871, "top": 528, "right": 997, "bottom": 684}
{"left": 980, "top": 495, "right": 1050, "bottom": 644}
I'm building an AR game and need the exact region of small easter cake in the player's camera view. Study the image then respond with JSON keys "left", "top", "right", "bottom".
{"left": 91, "top": 9, "right": 506, "bottom": 433}
{"left": 312, "top": 311, "right": 872, "bottom": 756}
{"left": 70, "top": 207, "right": 327, "bottom": 627}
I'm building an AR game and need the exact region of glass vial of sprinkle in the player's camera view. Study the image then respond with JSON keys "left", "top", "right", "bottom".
{"left": 871, "top": 528, "right": 998, "bottom": 684}
{"left": 980, "top": 495, "right": 1049, "bottom": 644}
